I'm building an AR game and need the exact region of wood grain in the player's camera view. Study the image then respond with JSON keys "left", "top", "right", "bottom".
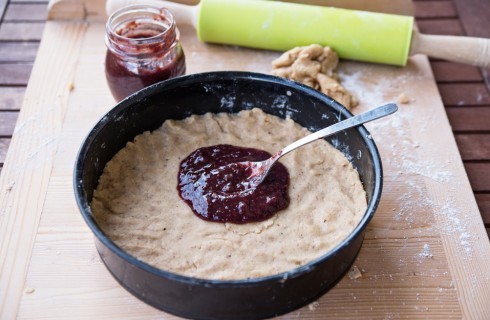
{"left": 401, "top": 57, "right": 490, "bottom": 319}
{"left": 414, "top": 1, "right": 457, "bottom": 19}
{"left": 476, "top": 194, "right": 490, "bottom": 224}
{"left": 417, "top": 19, "right": 463, "bottom": 36}
{"left": 10, "top": 18, "right": 490, "bottom": 318}
{"left": 0, "top": 0, "right": 488, "bottom": 318}
{"left": 0, "top": 0, "right": 7, "bottom": 26}
{"left": 47, "top": 0, "right": 87, "bottom": 20}
{"left": 431, "top": 61, "right": 482, "bottom": 82}
{"left": 455, "top": 135, "right": 490, "bottom": 160}
{"left": 446, "top": 107, "right": 490, "bottom": 131}
{"left": 0, "top": 111, "right": 19, "bottom": 136}
{"left": 0, "top": 21, "right": 87, "bottom": 319}
{"left": 47, "top": 0, "right": 105, "bottom": 20}
{"left": 465, "top": 163, "right": 490, "bottom": 192}
{"left": 0, "top": 138, "right": 10, "bottom": 163}
{"left": 11, "top": 0, "right": 49, "bottom": 3}
{"left": 428, "top": 0, "right": 490, "bottom": 231}
{"left": 0, "top": 43, "right": 40, "bottom": 62}
{"left": 409, "top": 32, "right": 490, "bottom": 68}
{"left": 3, "top": 4, "right": 47, "bottom": 21}
{"left": 452, "top": 0, "right": 490, "bottom": 39}
{"left": 0, "top": 22, "right": 45, "bottom": 41}
{"left": 439, "top": 83, "right": 490, "bottom": 106}
{"left": 452, "top": 0, "right": 490, "bottom": 92}
{"left": 0, "top": 87, "right": 25, "bottom": 110}
{"left": 0, "top": 63, "right": 33, "bottom": 85}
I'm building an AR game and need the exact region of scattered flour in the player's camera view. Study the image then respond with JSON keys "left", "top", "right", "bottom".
{"left": 220, "top": 94, "right": 236, "bottom": 109}
{"left": 418, "top": 244, "right": 433, "bottom": 260}
{"left": 337, "top": 65, "right": 475, "bottom": 263}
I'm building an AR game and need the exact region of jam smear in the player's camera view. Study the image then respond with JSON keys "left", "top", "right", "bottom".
{"left": 177, "top": 144, "right": 290, "bottom": 224}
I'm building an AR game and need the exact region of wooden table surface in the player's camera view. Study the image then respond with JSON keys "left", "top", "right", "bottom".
{"left": 0, "top": 0, "right": 488, "bottom": 243}
{"left": 0, "top": 0, "right": 489, "bottom": 318}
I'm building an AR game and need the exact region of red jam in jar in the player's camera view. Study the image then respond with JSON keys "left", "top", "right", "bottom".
{"left": 105, "top": 5, "right": 186, "bottom": 101}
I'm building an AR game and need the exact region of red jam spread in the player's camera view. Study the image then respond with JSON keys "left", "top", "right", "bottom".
{"left": 177, "top": 144, "right": 290, "bottom": 224}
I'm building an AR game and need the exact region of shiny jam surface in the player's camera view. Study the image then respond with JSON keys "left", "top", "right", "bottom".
{"left": 177, "top": 144, "right": 290, "bottom": 224}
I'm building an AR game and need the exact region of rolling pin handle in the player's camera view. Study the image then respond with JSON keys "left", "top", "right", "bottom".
{"left": 410, "top": 30, "right": 490, "bottom": 68}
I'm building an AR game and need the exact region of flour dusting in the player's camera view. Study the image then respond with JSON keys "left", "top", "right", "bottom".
{"left": 418, "top": 244, "right": 433, "bottom": 260}
{"left": 337, "top": 64, "right": 475, "bottom": 263}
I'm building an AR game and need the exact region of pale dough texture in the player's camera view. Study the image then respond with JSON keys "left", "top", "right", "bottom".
{"left": 272, "top": 44, "right": 358, "bottom": 109}
{"left": 91, "top": 108, "right": 367, "bottom": 280}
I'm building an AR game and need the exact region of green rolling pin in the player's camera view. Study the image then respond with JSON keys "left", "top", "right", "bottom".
{"left": 106, "top": 0, "right": 490, "bottom": 67}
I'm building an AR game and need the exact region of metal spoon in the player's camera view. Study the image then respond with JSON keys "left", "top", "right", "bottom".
{"left": 243, "top": 103, "right": 398, "bottom": 188}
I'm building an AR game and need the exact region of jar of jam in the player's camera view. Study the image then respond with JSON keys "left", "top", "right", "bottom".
{"left": 105, "top": 5, "right": 186, "bottom": 101}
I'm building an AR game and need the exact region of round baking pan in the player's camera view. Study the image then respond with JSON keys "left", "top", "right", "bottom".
{"left": 74, "top": 71, "right": 383, "bottom": 319}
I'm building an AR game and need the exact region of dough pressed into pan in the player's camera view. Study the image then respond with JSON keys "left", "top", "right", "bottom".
{"left": 91, "top": 108, "right": 367, "bottom": 280}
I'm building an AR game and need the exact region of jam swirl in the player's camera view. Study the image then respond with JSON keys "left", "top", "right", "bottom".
{"left": 177, "top": 144, "right": 290, "bottom": 224}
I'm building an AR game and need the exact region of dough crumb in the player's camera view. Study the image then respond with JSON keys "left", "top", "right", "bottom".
{"left": 272, "top": 44, "right": 357, "bottom": 110}
{"left": 397, "top": 92, "right": 410, "bottom": 104}
{"left": 6, "top": 181, "right": 15, "bottom": 191}
{"left": 348, "top": 265, "right": 363, "bottom": 279}
{"left": 24, "top": 287, "right": 36, "bottom": 294}
{"left": 69, "top": 82, "right": 75, "bottom": 92}
{"left": 308, "top": 301, "right": 320, "bottom": 311}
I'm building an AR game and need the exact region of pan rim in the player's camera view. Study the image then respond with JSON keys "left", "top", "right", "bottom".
{"left": 73, "top": 70, "right": 383, "bottom": 288}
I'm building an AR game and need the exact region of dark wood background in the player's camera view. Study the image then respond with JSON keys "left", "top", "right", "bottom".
{"left": 0, "top": 0, "right": 488, "bottom": 237}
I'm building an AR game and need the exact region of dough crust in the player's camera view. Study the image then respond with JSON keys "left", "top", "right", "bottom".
{"left": 91, "top": 108, "right": 367, "bottom": 280}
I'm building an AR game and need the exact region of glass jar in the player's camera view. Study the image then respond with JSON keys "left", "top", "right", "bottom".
{"left": 105, "top": 5, "right": 186, "bottom": 101}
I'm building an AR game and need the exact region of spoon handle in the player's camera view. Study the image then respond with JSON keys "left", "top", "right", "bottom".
{"left": 279, "top": 103, "right": 398, "bottom": 158}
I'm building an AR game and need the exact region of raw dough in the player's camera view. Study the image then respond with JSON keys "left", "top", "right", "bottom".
{"left": 397, "top": 92, "right": 410, "bottom": 104}
{"left": 272, "top": 44, "right": 358, "bottom": 109}
{"left": 91, "top": 108, "right": 367, "bottom": 280}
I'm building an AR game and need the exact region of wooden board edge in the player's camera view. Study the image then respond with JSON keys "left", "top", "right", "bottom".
{"left": 47, "top": 0, "right": 105, "bottom": 21}
{"left": 0, "top": 21, "right": 88, "bottom": 319}
{"left": 48, "top": 0, "right": 86, "bottom": 20}
{"left": 410, "top": 56, "right": 490, "bottom": 317}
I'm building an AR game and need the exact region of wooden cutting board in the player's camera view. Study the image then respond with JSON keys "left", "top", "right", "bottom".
{"left": 1, "top": 0, "right": 490, "bottom": 318}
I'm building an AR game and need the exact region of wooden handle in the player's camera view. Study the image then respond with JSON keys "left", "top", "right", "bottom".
{"left": 410, "top": 30, "right": 490, "bottom": 67}
{"left": 105, "top": 0, "right": 199, "bottom": 27}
